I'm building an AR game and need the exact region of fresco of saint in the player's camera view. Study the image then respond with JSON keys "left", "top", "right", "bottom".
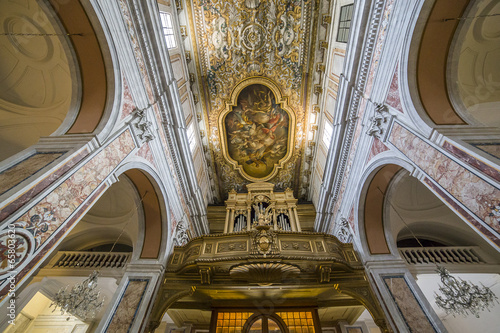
{"left": 225, "top": 84, "right": 289, "bottom": 178}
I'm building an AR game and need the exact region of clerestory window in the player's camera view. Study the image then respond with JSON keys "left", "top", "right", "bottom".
{"left": 336, "top": 4, "right": 354, "bottom": 43}
{"left": 159, "top": 11, "right": 177, "bottom": 49}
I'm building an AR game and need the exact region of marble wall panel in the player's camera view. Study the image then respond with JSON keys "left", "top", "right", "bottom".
{"left": 0, "top": 148, "right": 88, "bottom": 222}
{"left": 423, "top": 177, "right": 500, "bottom": 246}
{"left": 3, "top": 183, "right": 108, "bottom": 298}
{"left": 471, "top": 143, "right": 500, "bottom": 161}
{"left": 364, "top": 0, "right": 395, "bottom": 96}
{"left": 136, "top": 142, "right": 155, "bottom": 166}
{"left": 385, "top": 63, "right": 403, "bottom": 113}
{"left": 120, "top": 76, "right": 136, "bottom": 120}
{"left": 389, "top": 122, "right": 500, "bottom": 241}
{"left": 346, "top": 328, "right": 362, "bottom": 333}
{"left": 443, "top": 141, "right": 500, "bottom": 183}
{"left": 0, "top": 153, "right": 62, "bottom": 196}
{"left": 367, "top": 137, "right": 389, "bottom": 163}
{"left": 327, "top": 0, "right": 395, "bottom": 234}
{"left": 348, "top": 206, "right": 355, "bottom": 233}
{"left": 383, "top": 276, "right": 436, "bottom": 332}
{"left": 9, "top": 130, "right": 135, "bottom": 249}
{"left": 105, "top": 279, "right": 149, "bottom": 333}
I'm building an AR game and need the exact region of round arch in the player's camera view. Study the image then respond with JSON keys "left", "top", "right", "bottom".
{"left": 57, "top": 162, "right": 171, "bottom": 263}
{"left": 114, "top": 163, "right": 172, "bottom": 262}
{"left": 242, "top": 312, "right": 289, "bottom": 333}
{"left": 355, "top": 156, "right": 415, "bottom": 259}
{"left": 0, "top": 0, "right": 120, "bottom": 162}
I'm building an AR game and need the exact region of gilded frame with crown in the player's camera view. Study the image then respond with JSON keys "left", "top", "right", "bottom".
{"left": 218, "top": 77, "right": 296, "bottom": 182}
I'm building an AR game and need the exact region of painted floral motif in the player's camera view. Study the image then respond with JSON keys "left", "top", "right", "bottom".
{"left": 9, "top": 130, "right": 135, "bottom": 250}
{"left": 225, "top": 84, "right": 289, "bottom": 178}
{"left": 199, "top": 0, "right": 306, "bottom": 110}
{"left": 14, "top": 207, "right": 54, "bottom": 247}
{"left": 0, "top": 232, "right": 29, "bottom": 274}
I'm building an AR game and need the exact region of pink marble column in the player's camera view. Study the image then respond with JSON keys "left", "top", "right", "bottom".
{"left": 104, "top": 279, "right": 150, "bottom": 333}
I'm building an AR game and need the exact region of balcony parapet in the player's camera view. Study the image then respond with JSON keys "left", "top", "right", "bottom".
{"left": 36, "top": 251, "right": 131, "bottom": 279}
{"left": 399, "top": 246, "right": 500, "bottom": 274}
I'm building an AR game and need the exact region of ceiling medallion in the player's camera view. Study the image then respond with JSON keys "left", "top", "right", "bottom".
{"left": 241, "top": 23, "right": 266, "bottom": 51}
{"left": 219, "top": 77, "right": 296, "bottom": 181}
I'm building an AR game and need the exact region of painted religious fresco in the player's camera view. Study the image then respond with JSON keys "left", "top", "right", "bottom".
{"left": 224, "top": 84, "right": 289, "bottom": 179}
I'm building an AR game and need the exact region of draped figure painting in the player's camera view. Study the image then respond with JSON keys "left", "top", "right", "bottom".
{"left": 224, "top": 84, "right": 289, "bottom": 179}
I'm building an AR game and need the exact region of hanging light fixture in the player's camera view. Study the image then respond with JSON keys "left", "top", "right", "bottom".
{"left": 381, "top": 186, "right": 499, "bottom": 318}
{"left": 434, "top": 266, "right": 498, "bottom": 318}
{"left": 50, "top": 271, "right": 105, "bottom": 320}
{"left": 50, "top": 191, "right": 150, "bottom": 320}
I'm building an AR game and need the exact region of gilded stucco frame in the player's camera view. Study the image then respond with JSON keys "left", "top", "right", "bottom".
{"left": 218, "top": 77, "right": 296, "bottom": 182}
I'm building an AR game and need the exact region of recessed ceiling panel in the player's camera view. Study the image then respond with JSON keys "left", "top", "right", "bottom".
{"left": 222, "top": 83, "right": 292, "bottom": 180}
{"left": 188, "top": 0, "right": 319, "bottom": 196}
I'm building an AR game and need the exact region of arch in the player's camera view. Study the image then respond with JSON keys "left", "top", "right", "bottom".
{"left": 384, "top": 170, "right": 500, "bottom": 259}
{"left": 362, "top": 164, "right": 402, "bottom": 255}
{"left": 123, "top": 169, "right": 163, "bottom": 259}
{"left": 47, "top": 0, "right": 109, "bottom": 135}
{"left": 447, "top": 0, "right": 500, "bottom": 127}
{"left": 242, "top": 312, "right": 289, "bottom": 333}
{"left": 355, "top": 155, "right": 416, "bottom": 259}
{"left": 114, "top": 162, "right": 172, "bottom": 261}
{"left": 0, "top": 0, "right": 118, "bottom": 162}
{"left": 58, "top": 163, "right": 171, "bottom": 262}
{"left": 414, "top": 0, "right": 470, "bottom": 125}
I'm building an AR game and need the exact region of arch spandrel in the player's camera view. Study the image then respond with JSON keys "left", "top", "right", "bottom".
{"left": 218, "top": 77, "right": 296, "bottom": 182}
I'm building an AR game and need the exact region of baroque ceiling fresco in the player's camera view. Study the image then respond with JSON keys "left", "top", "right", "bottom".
{"left": 187, "top": 0, "right": 320, "bottom": 198}
{"left": 222, "top": 83, "right": 292, "bottom": 180}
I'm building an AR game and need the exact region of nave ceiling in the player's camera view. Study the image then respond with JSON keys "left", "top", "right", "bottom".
{"left": 185, "top": 0, "right": 328, "bottom": 200}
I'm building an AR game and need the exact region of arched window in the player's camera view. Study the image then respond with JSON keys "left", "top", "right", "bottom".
{"left": 243, "top": 314, "right": 287, "bottom": 333}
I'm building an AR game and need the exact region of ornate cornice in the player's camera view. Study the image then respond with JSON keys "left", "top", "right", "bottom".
{"left": 315, "top": 0, "right": 387, "bottom": 233}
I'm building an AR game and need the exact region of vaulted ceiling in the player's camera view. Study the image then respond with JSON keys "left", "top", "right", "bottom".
{"left": 186, "top": 0, "right": 327, "bottom": 200}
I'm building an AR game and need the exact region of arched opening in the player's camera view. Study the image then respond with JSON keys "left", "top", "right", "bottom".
{"left": 385, "top": 171, "right": 500, "bottom": 332}
{"left": 0, "top": 0, "right": 109, "bottom": 162}
{"left": 449, "top": 0, "right": 500, "bottom": 126}
{"left": 362, "top": 164, "right": 402, "bottom": 255}
{"left": 243, "top": 313, "right": 288, "bottom": 333}
{"left": 412, "top": 0, "right": 500, "bottom": 127}
{"left": 2, "top": 168, "right": 167, "bottom": 331}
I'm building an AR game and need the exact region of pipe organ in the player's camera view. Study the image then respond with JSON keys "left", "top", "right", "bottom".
{"left": 224, "top": 182, "right": 301, "bottom": 233}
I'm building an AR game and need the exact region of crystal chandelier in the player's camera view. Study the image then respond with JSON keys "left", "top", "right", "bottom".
{"left": 434, "top": 266, "right": 498, "bottom": 318}
{"left": 50, "top": 271, "right": 105, "bottom": 320}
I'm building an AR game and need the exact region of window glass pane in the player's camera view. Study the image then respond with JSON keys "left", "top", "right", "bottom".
{"left": 268, "top": 318, "right": 282, "bottom": 333}
{"left": 159, "top": 11, "right": 177, "bottom": 49}
{"left": 322, "top": 121, "right": 333, "bottom": 147}
{"left": 249, "top": 318, "right": 263, "bottom": 333}
{"left": 336, "top": 4, "right": 354, "bottom": 43}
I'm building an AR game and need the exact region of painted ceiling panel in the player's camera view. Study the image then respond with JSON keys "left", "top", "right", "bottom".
{"left": 187, "top": 0, "right": 320, "bottom": 197}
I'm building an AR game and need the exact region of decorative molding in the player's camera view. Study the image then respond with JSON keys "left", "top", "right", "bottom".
{"left": 315, "top": 0, "right": 387, "bottom": 232}
{"left": 335, "top": 218, "right": 352, "bottom": 243}
{"left": 132, "top": 109, "right": 155, "bottom": 144}
{"left": 366, "top": 104, "right": 389, "bottom": 138}
{"left": 174, "top": 219, "right": 190, "bottom": 246}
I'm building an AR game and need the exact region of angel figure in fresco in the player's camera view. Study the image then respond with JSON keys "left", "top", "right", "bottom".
{"left": 225, "top": 84, "right": 289, "bottom": 177}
